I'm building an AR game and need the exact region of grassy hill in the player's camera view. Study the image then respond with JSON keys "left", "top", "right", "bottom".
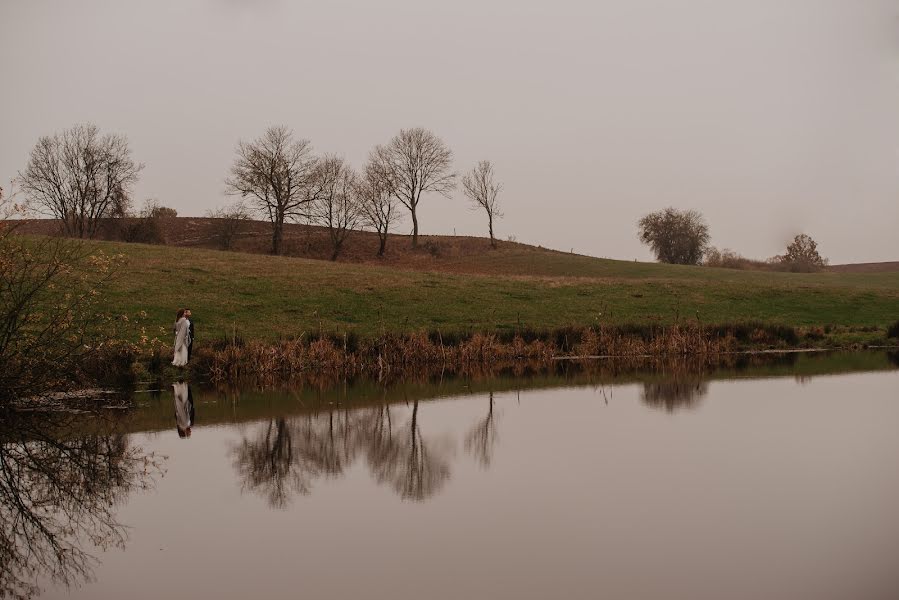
{"left": 13, "top": 218, "right": 899, "bottom": 343}
{"left": 69, "top": 236, "right": 899, "bottom": 343}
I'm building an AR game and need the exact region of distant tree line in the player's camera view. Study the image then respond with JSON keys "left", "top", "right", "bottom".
{"left": 13, "top": 122, "right": 506, "bottom": 259}
{"left": 637, "top": 207, "right": 828, "bottom": 272}
{"left": 13, "top": 123, "right": 830, "bottom": 269}
{"left": 225, "top": 125, "right": 504, "bottom": 258}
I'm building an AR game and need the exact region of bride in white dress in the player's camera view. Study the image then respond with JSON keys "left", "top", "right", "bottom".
{"left": 172, "top": 309, "right": 191, "bottom": 367}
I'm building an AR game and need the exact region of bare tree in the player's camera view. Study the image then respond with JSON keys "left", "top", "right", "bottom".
{"left": 307, "top": 156, "right": 362, "bottom": 261}
{"left": 379, "top": 128, "right": 455, "bottom": 247}
{"left": 206, "top": 200, "right": 250, "bottom": 250}
{"left": 462, "top": 160, "right": 503, "bottom": 248}
{"left": 637, "top": 207, "right": 710, "bottom": 265}
{"left": 17, "top": 124, "right": 142, "bottom": 239}
{"left": 357, "top": 151, "right": 402, "bottom": 257}
{"left": 226, "top": 126, "right": 316, "bottom": 255}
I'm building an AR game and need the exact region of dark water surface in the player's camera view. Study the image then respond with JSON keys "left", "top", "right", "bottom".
{"left": 7, "top": 352, "right": 899, "bottom": 600}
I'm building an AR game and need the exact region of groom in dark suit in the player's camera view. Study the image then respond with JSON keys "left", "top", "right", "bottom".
{"left": 185, "top": 308, "right": 195, "bottom": 361}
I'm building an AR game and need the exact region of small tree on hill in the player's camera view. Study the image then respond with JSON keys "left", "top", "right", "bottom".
{"left": 637, "top": 207, "right": 710, "bottom": 265}
{"left": 207, "top": 201, "right": 251, "bottom": 250}
{"left": 378, "top": 128, "right": 455, "bottom": 247}
{"left": 462, "top": 160, "right": 503, "bottom": 248}
{"left": 307, "top": 156, "right": 362, "bottom": 261}
{"left": 771, "top": 234, "right": 828, "bottom": 272}
{"left": 358, "top": 152, "right": 401, "bottom": 257}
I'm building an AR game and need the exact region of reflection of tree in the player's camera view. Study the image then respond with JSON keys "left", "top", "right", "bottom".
{"left": 232, "top": 399, "right": 451, "bottom": 505}
{"left": 231, "top": 418, "right": 311, "bottom": 509}
{"left": 888, "top": 351, "right": 899, "bottom": 368}
{"left": 465, "top": 392, "right": 499, "bottom": 468}
{"left": 641, "top": 379, "right": 708, "bottom": 412}
{"left": 231, "top": 410, "right": 361, "bottom": 509}
{"left": 376, "top": 400, "right": 450, "bottom": 501}
{"left": 0, "top": 412, "right": 162, "bottom": 600}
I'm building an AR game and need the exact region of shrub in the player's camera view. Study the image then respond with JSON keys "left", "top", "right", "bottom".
{"left": 637, "top": 207, "right": 710, "bottom": 265}
{"left": 119, "top": 199, "right": 175, "bottom": 244}
{"left": 704, "top": 247, "right": 770, "bottom": 271}
{"left": 206, "top": 201, "right": 250, "bottom": 250}
{"left": 769, "top": 234, "right": 828, "bottom": 273}
{"left": 887, "top": 321, "right": 899, "bottom": 339}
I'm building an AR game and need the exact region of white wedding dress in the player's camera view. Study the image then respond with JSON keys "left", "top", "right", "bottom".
{"left": 172, "top": 317, "right": 190, "bottom": 366}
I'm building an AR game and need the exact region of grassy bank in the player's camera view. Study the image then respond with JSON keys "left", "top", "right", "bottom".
{"left": 82, "top": 238, "right": 899, "bottom": 342}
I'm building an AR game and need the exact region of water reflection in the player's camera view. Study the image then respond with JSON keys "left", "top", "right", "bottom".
{"left": 0, "top": 412, "right": 163, "bottom": 600}
{"left": 641, "top": 379, "right": 709, "bottom": 412}
{"left": 371, "top": 399, "right": 451, "bottom": 501}
{"left": 231, "top": 398, "right": 453, "bottom": 506}
{"left": 173, "top": 381, "right": 194, "bottom": 438}
{"left": 465, "top": 392, "right": 500, "bottom": 468}
{"left": 888, "top": 350, "right": 899, "bottom": 368}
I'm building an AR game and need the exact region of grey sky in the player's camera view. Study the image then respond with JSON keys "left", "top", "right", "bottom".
{"left": 2, "top": 0, "right": 897, "bottom": 263}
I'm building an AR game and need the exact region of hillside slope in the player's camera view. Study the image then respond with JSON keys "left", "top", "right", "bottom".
{"left": 16, "top": 217, "right": 899, "bottom": 283}
{"left": 52, "top": 237, "right": 899, "bottom": 341}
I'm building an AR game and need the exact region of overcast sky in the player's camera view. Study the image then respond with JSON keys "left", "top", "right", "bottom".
{"left": 2, "top": 0, "right": 898, "bottom": 263}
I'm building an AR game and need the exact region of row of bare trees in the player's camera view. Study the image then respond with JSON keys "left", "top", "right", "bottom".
{"left": 12, "top": 122, "right": 505, "bottom": 259}
{"left": 225, "top": 125, "right": 504, "bottom": 257}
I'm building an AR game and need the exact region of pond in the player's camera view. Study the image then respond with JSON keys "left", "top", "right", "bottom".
{"left": 4, "top": 351, "right": 899, "bottom": 599}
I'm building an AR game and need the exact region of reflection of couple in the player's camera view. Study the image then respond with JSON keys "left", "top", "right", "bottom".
{"left": 172, "top": 308, "right": 195, "bottom": 367}
{"left": 173, "top": 382, "right": 195, "bottom": 438}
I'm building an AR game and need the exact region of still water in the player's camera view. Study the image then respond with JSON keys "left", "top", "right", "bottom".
{"left": 5, "top": 352, "right": 899, "bottom": 599}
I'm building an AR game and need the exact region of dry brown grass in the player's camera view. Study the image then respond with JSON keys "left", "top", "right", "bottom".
{"left": 189, "top": 323, "right": 805, "bottom": 385}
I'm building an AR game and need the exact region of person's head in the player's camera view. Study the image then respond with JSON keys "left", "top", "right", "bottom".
{"left": 184, "top": 308, "right": 192, "bottom": 319}
{"left": 176, "top": 308, "right": 185, "bottom": 321}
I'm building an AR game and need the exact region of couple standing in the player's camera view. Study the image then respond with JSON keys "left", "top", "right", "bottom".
{"left": 172, "top": 308, "right": 195, "bottom": 367}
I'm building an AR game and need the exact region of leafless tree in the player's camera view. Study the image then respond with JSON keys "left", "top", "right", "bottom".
{"left": 462, "top": 160, "right": 503, "bottom": 248}
{"left": 1, "top": 186, "right": 123, "bottom": 403}
{"left": 378, "top": 128, "right": 455, "bottom": 247}
{"left": 17, "top": 124, "right": 143, "bottom": 239}
{"left": 637, "top": 207, "right": 710, "bottom": 265}
{"left": 307, "top": 156, "right": 362, "bottom": 261}
{"left": 357, "top": 152, "right": 402, "bottom": 257}
{"left": 226, "top": 126, "right": 317, "bottom": 255}
{"left": 206, "top": 201, "right": 250, "bottom": 250}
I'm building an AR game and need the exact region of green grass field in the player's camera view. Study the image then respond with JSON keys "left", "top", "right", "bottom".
{"left": 82, "top": 238, "right": 899, "bottom": 342}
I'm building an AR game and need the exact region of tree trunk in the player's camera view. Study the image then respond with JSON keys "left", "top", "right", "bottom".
{"left": 488, "top": 213, "right": 495, "bottom": 248}
{"left": 411, "top": 209, "right": 419, "bottom": 247}
{"left": 378, "top": 233, "right": 387, "bottom": 257}
{"left": 272, "top": 214, "right": 284, "bottom": 255}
